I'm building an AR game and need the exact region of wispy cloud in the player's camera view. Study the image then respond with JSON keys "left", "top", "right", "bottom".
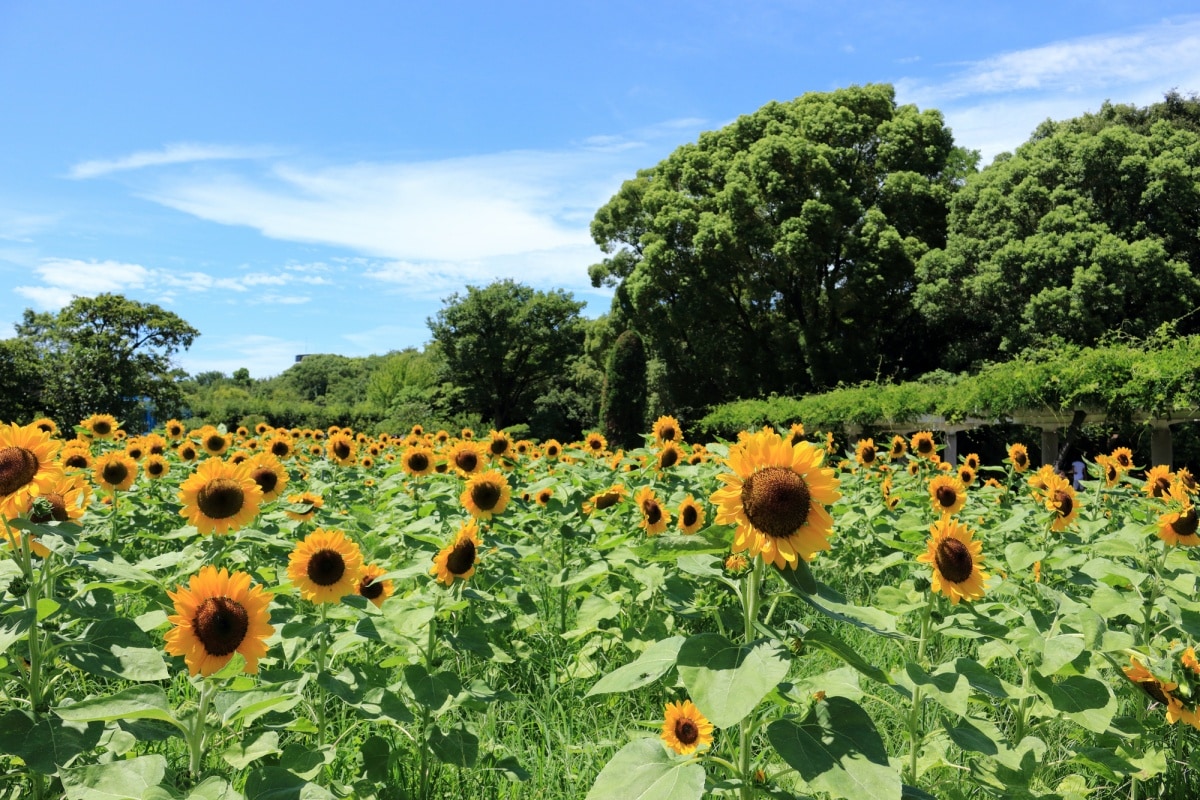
{"left": 69, "top": 143, "right": 278, "bottom": 179}
{"left": 176, "top": 333, "right": 307, "bottom": 379}
{"left": 896, "top": 16, "right": 1200, "bottom": 163}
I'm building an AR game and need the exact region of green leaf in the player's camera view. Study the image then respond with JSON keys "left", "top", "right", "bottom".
{"left": 901, "top": 663, "right": 969, "bottom": 717}
{"left": 677, "top": 633, "right": 791, "bottom": 728}
{"left": 60, "top": 754, "right": 168, "bottom": 800}
{"left": 1036, "top": 634, "right": 1086, "bottom": 677}
{"left": 404, "top": 664, "right": 462, "bottom": 711}
{"left": 767, "top": 696, "right": 900, "bottom": 800}
{"left": 428, "top": 724, "right": 479, "bottom": 767}
{"left": 0, "top": 709, "right": 103, "bottom": 774}
{"left": 634, "top": 530, "right": 729, "bottom": 561}
{"left": 1030, "top": 673, "right": 1117, "bottom": 733}
{"left": 360, "top": 735, "right": 391, "bottom": 782}
{"left": 243, "top": 767, "right": 336, "bottom": 800}
{"left": 218, "top": 688, "right": 303, "bottom": 727}
{"left": 1004, "top": 543, "right": 1045, "bottom": 572}
{"left": 587, "top": 636, "right": 685, "bottom": 696}
{"left": 776, "top": 558, "right": 818, "bottom": 594}
{"left": 585, "top": 738, "right": 705, "bottom": 800}
{"left": 53, "top": 685, "right": 184, "bottom": 733}
{"left": 222, "top": 730, "right": 281, "bottom": 769}
{"left": 803, "top": 629, "right": 893, "bottom": 685}
{"left": 797, "top": 582, "right": 900, "bottom": 636}
{"left": 182, "top": 777, "right": 244, "bottom": 800}
{"left": 60, "top": 617, "right": 171, "bottom": 682}
{"left": 0, "top": 609, "right": 34, "bottom": 656}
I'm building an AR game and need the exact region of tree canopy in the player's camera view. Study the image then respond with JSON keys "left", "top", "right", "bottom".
{"left": 8, "top": 293, "right": 198, "bottom": 431}
{"left": 916, "top": 91, "right": 1200, "bottom": 370}
{"left": 589, "top": 83, "right": 977, "bottom": 414}
{"left": 427, "top": 279, "right": 586, "bottom": 430}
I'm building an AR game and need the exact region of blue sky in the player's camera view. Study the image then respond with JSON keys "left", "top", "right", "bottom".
{"left": 3, "top": 1, "right": 1199, "bottom": 378}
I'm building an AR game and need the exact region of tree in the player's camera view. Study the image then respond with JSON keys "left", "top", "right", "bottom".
{"left": 589, "top": 84, "right": 976, "bottom": 414}
{"left": 0, "top": 337, "right": 44, "bottom": 423}
{"left": 427, "top": 280, "right": 586, "bottom": 429}
{"left": 14, "top": 294, "right": 199, "bottom": 432}
{"left": 915, "top": 92, "right": 1200, "bottom": 370}
{"left": 599, "top": 330, "right": 648, "bottom": 449}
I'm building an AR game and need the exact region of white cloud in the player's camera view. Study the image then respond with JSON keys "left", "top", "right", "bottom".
{"left": 13, "top": 285, "right": 77, "bottom": 309}
{"left": 176, "top": 334, "right": 307, "bottom": 379}
{"left": 69, "top": 143, "right": 278, "bottom": 179}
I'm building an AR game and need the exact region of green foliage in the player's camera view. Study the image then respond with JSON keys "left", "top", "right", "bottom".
{"left": 599, "top": 330, "right": 647, "bottom": 450}
{"left": 427, "top": 279, "right": 586, "bottom": 430}
{"left": 590, "top": 83, "right": 976, "bottom": 414}
{"left": 0, "top": 337, "right": 45, "bottom": 423}
{"left": 916, "top": 92, "right": 1200, "bottom": 370}
{"left": 10, "top": 294, "right": 198, "bottom": 432}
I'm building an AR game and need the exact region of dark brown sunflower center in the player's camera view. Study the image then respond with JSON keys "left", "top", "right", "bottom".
{"left": 30, "top": 492, "right": 68, "bottom": 523}
{"left": 148, "top": 461, "right": 165, "bottom": 476}
{"left": 682, "top": 505, "right": 698, "bottom": 527}
{"left": 789, "top": 433, "right": 804, "bottom": 447}
{"left": 193, "top": 596, "right": 249, "bottom": 657}
{"left": 1182, "top": 473, "right": 1197, "bottom": 491}
{"left": 1153, "top": 477, "right": 1171, "bottom": 498}
{"left": 358, "top": 576, "right": 384, "bottom": 599}
{"left": 455, "top": 451, "right": 478, "bottom": 472}
{"left": 660, "top": 426, "right": 677, "bottom": 442}
{"left": 489, "top": 439, "right": 508, "bottom": 455}
{"left": 101, "top": 461, "right": 129, "bottom": 486}
{"left": 547, "top": 445, "right": 559, "bottom": 457}
{"left": 660, "top": 448, "right": 679, "bottom": 469}
{"left": 196, "top": 478, "right": 245, "bottom": 520}
{"left": 675, "top": 718, "right": 699, "bottom": 745}
{"left": 250, "top": 467, "right": 278, "bottom": 493}
{"left": 589, "top": 438, "right": 603, "bottom": 451}
{"left": 169, "top": 425, "right": 183, "bottom": 437}
{"left": 934, "top": 537, "right": 973, "bottom": 584}
{"left": 538, "top": 490, "right": 552, "bottom": 504}
{"left": 917, "top": 438, "right": 933, "bottom": 455}
{"left": 307, "top": 548, "right": 346, "bottom": 586}
{"left": 643, "top": 500, "right": 662, "bottom": 524}
{"left": 181, "top": 446, "right": 197, "bottom": 460}
{"left": 1106, "top": 464, "right": 1117, "bottom": 481}
{"left": 127, "top": 447, "right": 144, "bottom": 460}
{"left": 1171, "top": 508, "right": 1198, "bottom": 537}
{"left": 407, "top": 452, "right": 429, "bottom": 471}
{"left": 1015, "top": 452, "right": 1028, "bottom": 467}
{"left": 205, "top": 435, "right": 226, "bottom": 452}
{"left": 64, "top": 452, "right": 89, "bottom": 469}
{"left": 0, "top": 446, "right": 39, "bottom": 495}
{"left": 741, "top": 466, "right": 811, "bottom": 539}
{"left": 470, "top": 481, "right": 503, "bottom": 511}
{"left": 860, "top": 446, "right": 876, "bottom": 463}
{"left": 271, "top": 441, "right": 291, "bottom": 457}
{"left": 446, "top": 538, "right": 476, "bottom": 575}
{"left": 92, "top": 420, "right": 112, "bottom": 436}
{"left": 332, "top": 441, "right": 352, "bottom": 460}
{"left": 1117, "top": 454, "right": 1131, "bottom": 468}
{"left": 1054, "top": 490, "right": 1073, "bottom": 517}
{"left": 594, "top": 491, "right": 621, "bottom": 511}
{"left": 935, "top": 485, "right": 959, "bottom": 509}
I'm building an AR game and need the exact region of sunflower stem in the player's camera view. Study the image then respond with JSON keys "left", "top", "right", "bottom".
{"left": 737, "top": 558, "right": 762, "bottom": 800}
{"left": 108, "top": 491, "right": 119, "bottom": 549}
{"left": 906, "top": 592, "right": 935, "bottom": 786}
{"left": 315, "top": 603, "right": 329, "bottom": 749}
{"left": 1141, "top": 542, "right": 1170, "bottom": 647}
{"left": 418, "top": 597, "right": 440, "bottom": 800}
{"left": 185, "top": 678, "right": 217, "bottom": 778}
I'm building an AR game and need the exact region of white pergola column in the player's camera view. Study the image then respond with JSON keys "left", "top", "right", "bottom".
{"left": 1038, "top": 426, "right": 1059, "bottom": 468}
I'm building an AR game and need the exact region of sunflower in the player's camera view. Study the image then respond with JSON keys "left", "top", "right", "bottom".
{"left": 285, "top": 491, "right": 324, "bottom": 522}
{"left": 0, "top": 422, "right": 63, "bottom": 520}
{"left": 178, "top": 458, "right": 264, "bottom": 535}
{"left": 1157, "top": 484, "right": 1198, "bottom": 547}
{"left": 144, "top": 454, "right": 170, "bottom": 480}
{"left": 634, "top": 487, "right": 670, "bottom": 535}
{"left": 287, "top": 528, "right": 365, "bottom": 603}
{"left": 542, "top": 439, "right": 562, "bottom": 459}
{"left": 652, "top": 416, "right": 683, "bottom": 446}
{"left": 460, "top": 470, "right": 511, "bottom": 520}
{"left": 661, "top": 699, "right": 714, "bottom": 755}
{"left": 254, "top": 422, "right": 272, "bottom": 436}
{"left": 917, "top": 516, "right": 988, "bottom": 604}
{"left": 1027, "top": 465, "right": 1058, "bottom": 502}
{"left": 1144, "top": 465, "right": 1174, "bottom": 499}
{"left": 535, "top": 487, "right": 554, "bottom": 507}
{"left": 963, "top": 453, "right": 981, "bottom": 472}
{"left": 957, "top": 465, "right": 976, "bottom": 488}
{"left": 583, "top": 484, "right": 627, "bottom": 514}
{"left": 677, "top": 495, "right": 706, "bottom": 534}
{"left": 1110, "top": 447, "right": 1135, "bottom": 472}
{"left": 243, "top": 452, "right": 288, "bottom": 502}
{"left": 198, "top": 427, "right": 231, "bottom": 457}
{"left": 854, "top": 438, "right": 877, "bottom": 468}
{"left": 1006, "top": 443, "right": 1030, "bottom": 472}
{"left": 401, "top": 446, "right": 436, "bottom": 477}
{"left": 164, "top": 419, "right": 186, "bottom": 440}
{"left": 584, "top": 432, "right": 607, "bottom": 455}
{"left": 30, "top": 417, "right": 57, "bottom": 436}
{"left": 27, "top": 472, "right": 90, "bottom": 524}
{"left": 786, "top": 423, "right": 806, "bottom": 448}
{"left": 325, "top": 432, "right": 357, "bottom": 466}
{"left": 357, "top": 564, "right": 395, "bottom": 608}
{"left": 164, "top": 565, "right": 274, "bottom": 676}
{"left": 910, "top": 431, "right": 936, "bottom": 459}
{"left": 1123, "top": 654, "right": 1200, "bottom": 730}
{"left": 93, "top": 451, "right": 137, "bottom": 493}
{"left": 81, "top": 413, "right": 119, "bottom": 440}
{"left": 928, "top": 475, "right": 967, "bottom": 517}
{"left": 460, "top": 427, "right": 475, "bottom": 440}
{"left": 1177, "top": 467, "right": 1197, "bottom": 494}
{"left": 265, "top": 435, "right": 295, "bottom": 460}
{"left": 1043, "top": 474, "right": 1079, "bottom": 532}
{"left": 514, "top": 439, "right": 532, "bottom": 457}
{"left": 710, "top": 429, "right": 841, "bottom": 570}
{"left": 447, "top": 440, "right": 487, "bottom": 476}
{"left": 430, "top": 520, "right": 482, "bottom": 586}
{"left": 888, "top": 435, "right": 908, "bottom": 460}
{"left": 486, "top": 430, "right": 512, "bottom": 460}
{"left": 61, "top": 446, "right": 93, "bottom": 472}
{"left": 1096, "top": 455, "right": 1120, "bottom": 487}
{"left": 657, "top": 442, "right": 683, "bottom": 471}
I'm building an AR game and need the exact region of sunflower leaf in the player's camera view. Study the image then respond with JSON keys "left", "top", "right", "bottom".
{"left": 53, "top": 685, "right": 185, "bottom": 733}
{"left": 776, "top": 558, "right": 818, "bottom": 594}
{"left": 585, "top": 738, "right": 705, "bottom": 800}
{"left": 59, "top": 754, "right": 169, "bottom": 800}
{"left": 677, "top": 633, "right": 791, "bottom": 728}
{"left": 587, "top": 636, "right": 686, "bottom": 696}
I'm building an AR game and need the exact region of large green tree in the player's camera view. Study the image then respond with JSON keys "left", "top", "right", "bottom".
{"left": 427, "top": 279, "right": 586, "bottom": 430}
{"left": 916, "top": 92, "right": 1200, "bottom": 370}
{"left": 589, "top": 84, "right": 975, "bottom": 414}
{"left": 14, "top": 293, "right": 199, "bottom": 431}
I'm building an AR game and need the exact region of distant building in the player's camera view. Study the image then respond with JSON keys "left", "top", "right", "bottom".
{"left": 295, "top": 354, "right": 313, "bottom": 363}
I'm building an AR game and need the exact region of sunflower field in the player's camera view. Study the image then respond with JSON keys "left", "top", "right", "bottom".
{"left": 1, "top": 414, "right": 1198, "bottom": 800}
